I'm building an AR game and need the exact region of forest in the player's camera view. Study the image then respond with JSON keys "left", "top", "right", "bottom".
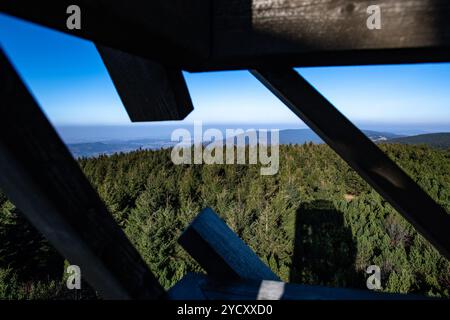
{"left": 0, "top": 143, "right": 449, "bottom": 299}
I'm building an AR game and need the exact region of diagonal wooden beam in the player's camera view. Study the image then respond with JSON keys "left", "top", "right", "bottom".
{"left": 0, "top": 48, "right": 165, "bottom": 299}
{"left": 251, "top": 68, "right": 450, "bottom": 260}
{"left": 96, "top": 45, "right": 193, "bottom": 122}
{"left": 179, "top": 208, "right": 280, "bottom": 281}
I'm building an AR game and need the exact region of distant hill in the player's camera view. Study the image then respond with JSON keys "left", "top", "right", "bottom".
{"left": 67, "top": 129, "right": 449, "bottom": 158}
{"left": 387, "top": 133, "right": 450, "bottom": 149}
{"left": 361, "top": 130, "right": 405, "bottom": 142}
{"left": 279, "top": 129, "right": 323, "bottom": 144}
{"left": 225, "top": 129, "right": 403, "bottom": 145}
{"left": 68, "top": 142, "right": 141, "bottom": 158}
{"left": 68, "top": 139, "right": 177, "bottom": 158}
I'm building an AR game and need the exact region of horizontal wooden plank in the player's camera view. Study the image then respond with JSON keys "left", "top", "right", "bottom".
{"left": 179, "top": 208, "right": 280, "bottom": 281}
{"left": 169, "top": 273, "right": 426, "bottom": 300}
{"left": 1, "top": 0, "right": 450, "bottom": 70}
{"left": 0, "top": 0, "right": 210, "bottom": 66}
{"left": 96, "top": 45, "right": 193, "bottom": 121}
{"left": 208, "top": 0, "right": 450, "bottom": 69}
{"left": 251, "top": 68, "right": 450, "bottom": 260}
{"left": 0, "top": 49, "right": 165, "bottom": 299}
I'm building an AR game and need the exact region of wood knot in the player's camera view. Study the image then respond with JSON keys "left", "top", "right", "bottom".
{"left": 345, "top": 3, "right": 355, "bottom": 13}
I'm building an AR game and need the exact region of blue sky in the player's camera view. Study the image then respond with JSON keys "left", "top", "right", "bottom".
{"left": 1, "top": 13, "right": 450, "bottom": 133}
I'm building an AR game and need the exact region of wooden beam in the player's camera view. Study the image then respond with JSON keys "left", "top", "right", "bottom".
{"left": 169, "top": 273, "right": 426, "bottom": 300}
{"left": 96, "top": 45, "right": 193, "bottom": 122}
{"left": 0, "top": 49, "right": 165, "bottom": 299}
{"left": 0, "top": 0, "right": 211, "bottom": 66}
{"left": 1, "top": 0, "right": 450, "bottom": 70}
{"left": 208, "top": 0, "right": 450, "bottom": 70}
{"left": 251, "top": 68, "right": 450, "bottom": 260}
{"left": 178, "top": 208, "right": 280, "bottom": 281}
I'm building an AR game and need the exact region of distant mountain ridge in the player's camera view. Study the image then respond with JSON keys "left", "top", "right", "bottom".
{"left": 387, "top": 133, "right": 450, "bottom": 149}
{"left": 224, "top": 129, "right": 404, "bottom": 145}
{"left": 68, "top": 139, "right": 177, "bottom": 158}
{"left": 280, "top": 129, "right": 404, "bottom": 144}
{"left": 67, "top": 129, "right": 449, "bottom": 158}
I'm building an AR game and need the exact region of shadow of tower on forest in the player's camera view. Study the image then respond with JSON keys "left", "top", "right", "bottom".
{"left": 290, "top": 200, "right": 364, "bottom": 289}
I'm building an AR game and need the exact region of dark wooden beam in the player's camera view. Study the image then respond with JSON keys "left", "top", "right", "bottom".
{"left": 251, "top": 68, "right": 450, "bottom": 260}
{"left": 0, "top": 49, "right": 165, "bottom": 299}
{"left": 2, "top": 0, "right": 450, "bottom": 70}
{"left": 208, "top": 0, "right": 450, "bottom": 70}
{"left": 169, "top": 273, "right": 426, "bottom": 300}
{"left": 0, "top": 0, "right": 211, "bottom": 67}
{"left": 179, "top": 208, "right": 280, "bottom": 281}
{"left": 96, "top": 45, "right": 193, "bottom": 122}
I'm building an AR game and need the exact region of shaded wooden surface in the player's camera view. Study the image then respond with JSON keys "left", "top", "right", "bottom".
{"left": 209, "top": 0, "right": 450, "bottom": 69}
{"left": 1, "top": 0, "right": 450, "bottom": 70}
{"left": 0, "top": 0, "right": 210, "bottom": 66}
{"left": 179, "top": 208, "right": 280, "bottom": 281}
{"left": 97, "top": 45, "right": 193, "bottom": 121}
{"left": 169, "top": 273, "right": 426, "bottom": 300}
{"left": 0, "top": 49, "right": 165, "bottom": 299}
{"left": 251, "top": 68, "right": 450, "bottom": 260}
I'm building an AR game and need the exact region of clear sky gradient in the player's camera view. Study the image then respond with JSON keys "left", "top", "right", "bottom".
{"left": 1, "top": 13, "right": 449, "bottom": 133}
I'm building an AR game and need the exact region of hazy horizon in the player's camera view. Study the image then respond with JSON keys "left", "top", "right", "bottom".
{"left": 55, "top": 122, "right": 450, "bottom": 144}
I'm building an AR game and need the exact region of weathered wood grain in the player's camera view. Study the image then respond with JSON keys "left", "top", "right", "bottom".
{"left": 178, "top": 208, "right": 280, "bottom": 281}
{"left": 251, "top": 68, "right": 450, "bottom": 260}
{"left": 97, "top": 45, "right": 193, "bottom": 121}
{"left": 1, "top": 0, "right": 450, "bottom": 70}
{"left": 209, "top": 0, "right": 450, "bottom": 69}
{"left": 0, "top": 49, "right": 165, "bottom": 299}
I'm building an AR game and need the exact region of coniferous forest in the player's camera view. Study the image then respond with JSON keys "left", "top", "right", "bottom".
{"left": 0, "top": 143, "right": 449, "bottom": 299}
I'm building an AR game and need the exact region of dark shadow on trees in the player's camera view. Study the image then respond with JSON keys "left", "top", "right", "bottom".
{"left": 290, "top": 200, "right": 364, "bottom": 289}
{"left": 0, "top": 206, "right": 98, "bottom": 299}
{"left": 0, "top": 211, "right": 64, "bottom": 282}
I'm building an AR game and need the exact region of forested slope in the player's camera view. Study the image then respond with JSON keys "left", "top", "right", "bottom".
{"left": 1, "top": 144, "right": 449, "bottom": 298}
{"left": 388, "top": 133, "right": 450, "bottom": 149}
